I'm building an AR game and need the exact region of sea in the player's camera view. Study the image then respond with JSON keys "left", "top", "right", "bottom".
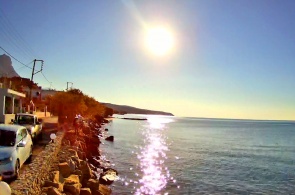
{"left": 100, "top": 114, "right": 295, "bottom": 195}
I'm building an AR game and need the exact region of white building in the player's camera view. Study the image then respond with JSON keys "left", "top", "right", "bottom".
{"left": 0, "top": 88, "right": 25, "bottom": 124}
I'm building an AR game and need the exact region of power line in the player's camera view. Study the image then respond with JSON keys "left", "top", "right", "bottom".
{"left": 0, "top": 8, "right": 39, "bottom": 59}
{"left": 41, "top": 72, "right": 50, "bottom": 84}
{"left": 0, "top": 46, "right": 33, "bottom": 69}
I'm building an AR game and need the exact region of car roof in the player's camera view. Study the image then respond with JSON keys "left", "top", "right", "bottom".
{"left": 0, "top": 124, "right": 26, "bottom": 132}
{"left": 16, "top": 113, "right": 36, "bottom": 117}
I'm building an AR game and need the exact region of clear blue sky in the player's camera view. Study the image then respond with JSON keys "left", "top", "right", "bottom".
{"left": 1, "top": 0, "right": 294, "bottom": 120}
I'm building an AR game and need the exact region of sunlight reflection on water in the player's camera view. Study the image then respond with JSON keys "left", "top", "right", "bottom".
{"left": 134, "top": 116, "right": 175, "bottom": 195}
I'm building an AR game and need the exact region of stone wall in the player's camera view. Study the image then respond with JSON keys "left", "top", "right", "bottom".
{"left": 11, "top": 131, "right": 64, "bottom": 195}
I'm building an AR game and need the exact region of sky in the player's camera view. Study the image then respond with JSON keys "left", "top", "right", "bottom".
{"left": 0, "top": 0, "right": 294, "bottom": 120}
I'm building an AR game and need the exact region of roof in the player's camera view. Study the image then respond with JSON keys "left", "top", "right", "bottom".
{"left": 0, "top": 124, "right": 25, "bottom": 132}
{"left": 16, "top": 113, "right": 36, "bottom": 117}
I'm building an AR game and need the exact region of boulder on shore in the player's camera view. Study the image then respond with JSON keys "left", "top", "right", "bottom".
{"left": 99, "top": 168, "right": 118, "bottom": 185}
{"left": 105, "top": 136, "right": 114, "bottom": 142}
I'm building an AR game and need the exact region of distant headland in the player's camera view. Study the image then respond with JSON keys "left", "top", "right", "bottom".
{"left": 102, "top": 103, "right": 174, "bottom": 116}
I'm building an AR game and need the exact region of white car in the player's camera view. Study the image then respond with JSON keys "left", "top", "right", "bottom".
{"left": 0, "top": 125, "right": 33, "bottom": 179}
{"left": 14, "top": 113, "right": 43, "bottom": 141}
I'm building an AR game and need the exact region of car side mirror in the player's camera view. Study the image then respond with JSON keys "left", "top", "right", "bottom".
{"left": 17, "top": 142, "right": 25, "bottom": 147}
{"left": 37, "top": 119, "right": 43, "bottom": 125}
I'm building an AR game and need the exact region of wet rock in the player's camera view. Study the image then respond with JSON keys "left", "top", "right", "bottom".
{"left": 105, "top": 136, "right": 114, "bottom": 142}
{"left": 88, "top": 157, "right": 101, "bottom": 167}
{"left": 99, "top": 168, "right": 118, "bottom": 185}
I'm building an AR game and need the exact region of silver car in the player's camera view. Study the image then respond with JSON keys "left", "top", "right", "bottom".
{"left": 0, "top": 125, "right": 33, "bottom": 179}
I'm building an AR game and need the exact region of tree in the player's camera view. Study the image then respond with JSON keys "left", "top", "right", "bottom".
{"left": 50, "top": 89, "right": 110, "bottom": 121}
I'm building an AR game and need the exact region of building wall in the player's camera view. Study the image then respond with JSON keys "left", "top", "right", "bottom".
{"left": 0, "top": 88, "right": 25, "bottom": 124}
{"left": 0, "top": 95, "right": 4, "bottom": 123}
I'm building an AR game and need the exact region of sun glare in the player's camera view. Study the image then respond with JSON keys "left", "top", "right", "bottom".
{"left": 145, "top": 26, "right": 175, "bottom": 56}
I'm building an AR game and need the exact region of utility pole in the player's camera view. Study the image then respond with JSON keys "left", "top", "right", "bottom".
{"left": 30, "top": 59, "right": 44, "bottom": 100}
{"left": 66, "top": 82, "right": 73, "bottom": 91}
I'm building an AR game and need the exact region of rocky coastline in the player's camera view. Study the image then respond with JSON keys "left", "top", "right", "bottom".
{"left": 11, "top": 118, "right": 118, "bottom": 195}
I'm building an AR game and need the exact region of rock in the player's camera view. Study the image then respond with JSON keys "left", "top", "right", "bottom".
{"left": 104, "top": 128, "right": 108, "bottom": 131}
{"left": 88, "top": 157, "right": 101, "bottom": 167}
{"left": 87, "top": 179, "right": 100, "bottom": 191}
{"left": 105, "top": 136, "right": 114, "bottom": 142}
{"left": 80, "top": 188, "right": 92, "bottom": 195}
{"left": 77, "top": 150, "right": 86, "bottom": 160}
{"left": 68, "top": 149, "right": 79, "bottom": 157}
{"left": 73, "top": 169, "right": 83, "bottom": 183}
{"left": 68, "top": 158, "right": 76, "bottom": 172}
{"left": 63, "top": 183, "right": 81, "bottom": 195}
{"left": 99, "top": 168, "right": 118, "bottom": 185}
{"left": 92, "top": 136, "right": 101, "bottom": 144}
{"left": 83, "top": 126, "right": 91, "bottom": 134}
{"left": 99, "top": 184, "right": 112, "bottom": 195}
{"left": 64, "top": 174, "right": 80, "bottom": 185}
{"left": 80, "top": 161, "right": 93, "bottom": 180}
{"left": 43, "top": 180, "right": 63, "bottom": 191}
{"left": 42, "top": 186, "right": 62, "bottom": 195}
{"left": 59, "top": 162, "right": 72, "bottom": 178}
{"left": 87, "top": 144, "right": 100, "bottom": 156}
{"left": 71, "top": 156, "right": 80, "bottom": 166}
{"left": 50, "top": 171, "right": 60, "bottom": 183}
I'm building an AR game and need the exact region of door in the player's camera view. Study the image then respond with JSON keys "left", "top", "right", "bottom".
{"left": 21, "top": 128, "right": 31, "bottom": 161}
{"left": 15, "top": 129, "right": 26, "bottom": 165}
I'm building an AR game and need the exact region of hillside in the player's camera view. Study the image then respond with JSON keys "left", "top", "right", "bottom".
{"left": 0, "top": 54, "right": 20, "bottom": 77}
{"left": 103, "top": 103, "right": 174, "bottom": 116}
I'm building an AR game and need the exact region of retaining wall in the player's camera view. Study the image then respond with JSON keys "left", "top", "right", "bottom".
{"left": 11, "top": 131, "right": 64, "bottom": 195}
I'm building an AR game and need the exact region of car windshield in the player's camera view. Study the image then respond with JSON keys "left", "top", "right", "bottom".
{"left": 16, "top": 115, "right": 35, "bottom": 125}
{"left": 0, "top": 130, "right": 16, "bottom": 146}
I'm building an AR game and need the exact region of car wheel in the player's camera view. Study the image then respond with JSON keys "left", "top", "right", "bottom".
{"left": 14, "top": 160, "right": 20, "bottom": 179}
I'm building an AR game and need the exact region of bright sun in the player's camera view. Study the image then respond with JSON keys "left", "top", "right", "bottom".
{"left": 145, "top": 26, "right": 175, "bottom": 56}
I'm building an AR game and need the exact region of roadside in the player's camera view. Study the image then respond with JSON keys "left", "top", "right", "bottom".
{"left": 9, "top": 116, "right": 59, "bottom": 186}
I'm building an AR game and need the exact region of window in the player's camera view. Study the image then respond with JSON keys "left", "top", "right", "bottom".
{"left": 16, "top": 130, "right": 22, "bottom": 143}
{"left": 16, "top": 115, "right": 35, "bottom": 125}
{"left": 0, "top": 130, "right": 16, "bottom": 146}
{"left": 21, "top": 128, "right": 27, "bottom": 138}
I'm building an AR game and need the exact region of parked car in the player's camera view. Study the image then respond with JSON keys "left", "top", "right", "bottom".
{"left": 13, "top": 113, "right": 43, "bottom": 141}
{"left": 0, "top": 124, "right": 33, "bottom": 179}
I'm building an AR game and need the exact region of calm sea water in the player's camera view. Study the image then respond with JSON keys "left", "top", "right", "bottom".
{"left": 100, "top": 115, "right": 295, "bottom": 195}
